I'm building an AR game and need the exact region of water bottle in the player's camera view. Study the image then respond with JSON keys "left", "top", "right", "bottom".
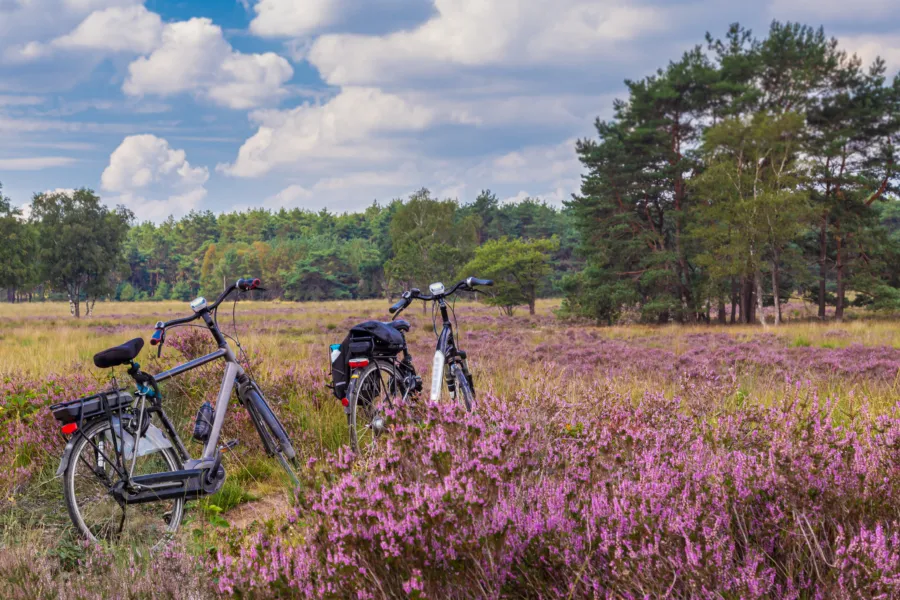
{"left": 330, "top": 343, "right": 341, "bottom": 364}
{"left": 193, "top": 401, "right": 213, "bottom": 442}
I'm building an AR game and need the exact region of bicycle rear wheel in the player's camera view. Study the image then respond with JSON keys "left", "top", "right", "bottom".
{"left": 63, "top": 417, "right": 184, "bottom": 553}
{"left": 348, "top": 360, "right": 404, "bottom": 455}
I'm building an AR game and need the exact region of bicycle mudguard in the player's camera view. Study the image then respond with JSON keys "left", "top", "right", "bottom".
{"left": 56, "top": 437, "right": 78, "bottom": 477}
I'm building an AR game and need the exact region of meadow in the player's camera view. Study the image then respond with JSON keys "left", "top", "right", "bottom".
{"left": 2, "top": 299, "right": 900, "bottom": 598}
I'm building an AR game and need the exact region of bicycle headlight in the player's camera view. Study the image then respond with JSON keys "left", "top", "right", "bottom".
{"left": 190, "top": 297, "right": 207, "bottom": 313}
{"left": 429, "top": 282, "right": 445, "bottom": 295}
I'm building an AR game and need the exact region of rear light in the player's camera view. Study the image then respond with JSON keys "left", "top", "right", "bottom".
{"left": 348, "top": 358, "right": 369, "bottom": 369}
{"left": 61, "top": 423, "right": 78, "bottom": 435}
{"left": 341, "top": 397, "right": 349, "bottom": 407}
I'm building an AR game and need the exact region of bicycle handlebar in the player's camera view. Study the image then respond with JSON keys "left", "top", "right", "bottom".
{"left": 151, "top": 277, "right": 264, "bottom": 343}
{"left": 237, "top": 278, "right": 261, "bottom": 292}
{"left": 389, "top": 277, "right": 494, "bottom": 316}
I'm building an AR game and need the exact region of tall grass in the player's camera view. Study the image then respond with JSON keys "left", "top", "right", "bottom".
{"left": 2, "top": 300, "right": 900, "bottom": 597}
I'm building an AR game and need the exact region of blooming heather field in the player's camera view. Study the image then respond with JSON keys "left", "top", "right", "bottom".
{"left": 2, "top": 300, "right": 900, "bottom": 598}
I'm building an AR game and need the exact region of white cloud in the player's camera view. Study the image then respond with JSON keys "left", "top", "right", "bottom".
{"left": 0, "top": 0, "right": 139, "bottom": 63}
{"left": 249, "top": 0, "right": 339, "bottom": 38}
{"left": 123, "top": 18, "right": 293, "bottom": 109}
{"left": 53, "top": 5, "right": 163, "bottom": 53}
{"left": 769, "top": 0, "right": 899, "bottom": 21}
{"left": 265, "top": 184, "right": 312, "bottom": 208}
{"left": 840, "top": 33, "right": 900, "bottom": 73}
{"left": 482, "top": 139, "right": 581, "bottom": 187}
{"left": 101, "top": 134, "right": 209, "bottom": 220}
{"left": 0, "top": 95, "right": 43, "bottom": 106}
{"left": 222, "top": 87, "right": 441, "bottom": 177}
{"left": 0, "top": 156, "right": 77, "bottom": 169}
{"left": 307, "top": 0, "right": 669, "bottom": 87}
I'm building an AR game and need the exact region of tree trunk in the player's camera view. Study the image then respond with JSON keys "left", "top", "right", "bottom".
{"left": 835, "top": 229, "right": 844, "bottom": 321}
{"left": 68, "top": 286, "right": 81, "bottom": 318}
{"left": 818, "top": 214, "right": 827, "bottom": 319}
{"left": 528, "top": 293, "right": 536, "bottom": 316}
{"left": 717, "top": 298, "right": 726, "bottom": 324}
{"left": 730, "top": 278, "right": 737, "bottom": 324}
{"left": 740, "top": 277, "right": 755, "bottom": 324}
{"left": 755, "top": 270, "right": 767, "bottom": 327}
{"left": 771, "top": 257, "right": 781, "bottom": 326}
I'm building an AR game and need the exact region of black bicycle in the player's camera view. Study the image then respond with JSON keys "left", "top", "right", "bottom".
{"left": 330, "top": 319, "right": 420, "bottom": 454}
{"left": 389, "top": 277, "right": 493, "bottom": 411}
{"left": 50, "top": 278, "right": 298, "bottom": 551}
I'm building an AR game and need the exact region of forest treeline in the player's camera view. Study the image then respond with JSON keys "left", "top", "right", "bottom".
{"left": 1, "top": 21, "right": 899, "bottom": 324}
{"left": 0, "top": 185, "right": 574, "bottom": 316}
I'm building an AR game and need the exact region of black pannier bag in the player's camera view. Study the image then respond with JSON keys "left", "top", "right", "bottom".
{"left": 330, "top": 335, "right": 351, "bottom": 400}
{"left": 330, "top": 321, "right": 406, "bottom": 400}
{"left": 350, "top": 321, "right": 406, "bottom": 354}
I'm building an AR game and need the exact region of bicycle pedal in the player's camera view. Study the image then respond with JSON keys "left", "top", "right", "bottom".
{"left": 221, "top": 439, "right": 239, "bottom": 452}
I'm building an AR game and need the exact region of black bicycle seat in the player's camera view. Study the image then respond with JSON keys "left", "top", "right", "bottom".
{"left": 386, "top": 320, "right": 411, "bottom": 333}
{"left": 93, "top": 338, "right": 145, "bottom": 369}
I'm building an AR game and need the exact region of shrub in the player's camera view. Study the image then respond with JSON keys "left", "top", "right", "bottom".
{"left": 213, "top": 388, "right": 900, "bottom": 598}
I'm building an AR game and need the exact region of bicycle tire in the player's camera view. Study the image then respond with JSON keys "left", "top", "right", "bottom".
{"left": 243, "top": 388, "right": 300, "bottom": 488}
{"left": 451, "top": 363, "right": 474, "bottom": 411}
{"left": 63, "top": 418, "right": 184, "bottom": 552}
{"left": 348, "top": 360, "right": 403, "bottom": 455}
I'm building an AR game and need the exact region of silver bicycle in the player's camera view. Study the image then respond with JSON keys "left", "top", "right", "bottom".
{"left": 50, "top": 278, "right": 298, "bottom": 550}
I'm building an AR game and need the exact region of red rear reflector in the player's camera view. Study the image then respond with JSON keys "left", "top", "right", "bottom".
{"left": 341, "top": 397, "right": 349, "bottom": 407}
{"left": 61, "top": 423, "right": 78, "bottom": 435}
{"left": 348, "top": 358, "right": 369, "bottom": 369}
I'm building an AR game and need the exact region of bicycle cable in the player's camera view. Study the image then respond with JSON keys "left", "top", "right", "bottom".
{"left": 449, "top": 295, "right": 461, "bottom": 348}
{"left": 228, "top": 296, "right": 261, "bottom": 388}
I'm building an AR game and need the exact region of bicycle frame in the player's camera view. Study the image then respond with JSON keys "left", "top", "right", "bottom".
{"left": 429, "top": 298, "right": 469, "bottom": 401}
{"left": 389, "top": 278, "right": 491, "bottom": 403}
{"left": 57, "top": 283, "right": 296, "bottom": 497}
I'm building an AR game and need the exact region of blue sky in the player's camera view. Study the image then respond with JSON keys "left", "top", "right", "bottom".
{"left": 1, "top": 0, "right": 898, "bottom": 222}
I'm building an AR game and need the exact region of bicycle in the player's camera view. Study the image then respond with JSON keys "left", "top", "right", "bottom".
{"left": 335, "top": 319, "right": 422, "bottom": 454}
{"left": 387, "top": 277, "right": 493, "bottom": 411}
{"left": 50, "top": 278, "right": 299, "bottom": 551}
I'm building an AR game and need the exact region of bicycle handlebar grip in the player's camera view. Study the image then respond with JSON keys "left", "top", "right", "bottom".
{"left": 150, "top": 322, "right": 165, "bottom": 346}
{"left": 467, "top": 277, "right": 494, "bottom": 287}
{"left": 389, "top": 299, "right": 406, "bottom": 314}
{"left": 237, "top": 278, "right": 261, "bottom": 291}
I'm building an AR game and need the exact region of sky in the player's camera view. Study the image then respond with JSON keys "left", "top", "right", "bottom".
{"left": 0, "top": 0, "right": 898, "bottom": 222}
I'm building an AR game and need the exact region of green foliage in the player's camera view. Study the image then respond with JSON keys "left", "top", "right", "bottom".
{"left": 2, "top": 185, "right": 573, "bottom": 306}
{"left": 172, "top": 280, "right": 193, "bottom": 301}
{"left": 0, "top": 183, "right": 36, "bottom": 300}
{"left": 386, "top": 189, "right": 479, "bottom": 289}
{"left": 462, "top": 237, "right": 558, "bottom": 315}
{"left": 30, "top": 189, "right": 132, "bottom": 317}
{"left": 118, "top": 283, "right": 136, "bottom": 302}
{"left": 152, "top": 281, "right": 171, "bottom": 301}
{"left": 567, "top": 20, "right": 900, "bottom": 325}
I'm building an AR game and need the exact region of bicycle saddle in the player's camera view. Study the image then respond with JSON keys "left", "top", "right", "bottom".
{"left": 93, "top": 338, "right": 145, "bottom": 369}
{"left": 386, "top": 320, "right": 411, "bottom": 333}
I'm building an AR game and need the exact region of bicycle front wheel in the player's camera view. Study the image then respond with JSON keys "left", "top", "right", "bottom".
{"left": 63, "top": 418, "right": 184, "bottom": 553}
{"left": 348, "top": 360, "right": 403, "bottom": 455}
{"left": 451, "top": 363, "right": 474, "bottom": 412}
{"left": 243, "top": 384, "right": 300, "bottom": 488}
